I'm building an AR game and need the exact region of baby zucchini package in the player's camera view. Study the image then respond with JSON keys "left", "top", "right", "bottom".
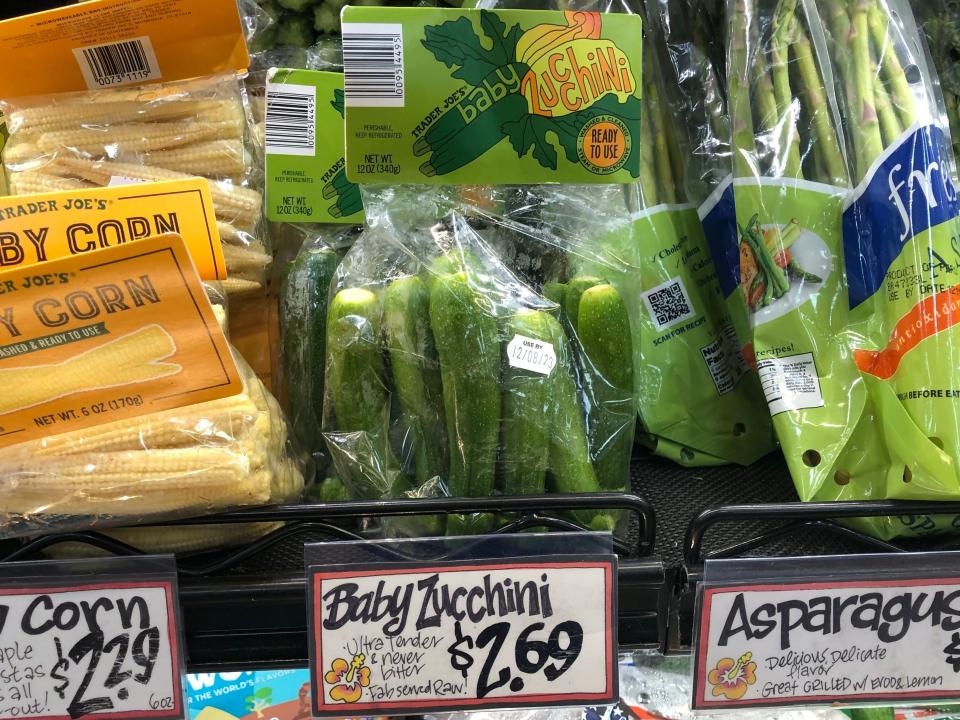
{"left": 322, "top": 186, "right": 633, "bottom": 536}
{"left": 263, "top": 68, "right": 363, "bottom": 468}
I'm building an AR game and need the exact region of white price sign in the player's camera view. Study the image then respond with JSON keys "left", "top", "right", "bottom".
{"left": 309, "top": 557, "right": 617, "bottom": 717}
{"left": 0, "top": 562, "right": 183, "bottom": 720}
{"left": 693, "top": 559, "right": 960, "bottom": 710}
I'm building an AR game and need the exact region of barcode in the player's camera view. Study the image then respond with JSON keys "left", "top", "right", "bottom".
{"left": 643, "top": 277, "right": 696, "bottom": 331}
{"left": 342, "top": 23, "right": 405, "bottom": 107}
{"left": 265, "top": 84, "right": 317, "bottom": 157}
{"left": 72, "top": 36, "right": 160, "bottom": 90}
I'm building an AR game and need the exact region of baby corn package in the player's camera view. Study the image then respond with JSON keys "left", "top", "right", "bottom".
{"left": 0, "top": 232, "right": 304, "bottom": 539}
{"left": 0, "top": 0, "right": 279, "bottom": 390}
{"left": 0, "top": 0, "right": 307, "bottom": 541}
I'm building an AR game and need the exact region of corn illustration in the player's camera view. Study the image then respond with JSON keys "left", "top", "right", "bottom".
{"left": 0, "top": 325, "right": 180, "bottom": 415}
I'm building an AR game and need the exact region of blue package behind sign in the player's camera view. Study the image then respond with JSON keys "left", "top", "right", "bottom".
{"left": 186, "top": 670, "right": 311, "bottom": 720}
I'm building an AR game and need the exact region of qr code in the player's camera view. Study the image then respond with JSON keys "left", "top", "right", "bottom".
{"left": 643, "top": 277, "right": 696, "bottom": 331}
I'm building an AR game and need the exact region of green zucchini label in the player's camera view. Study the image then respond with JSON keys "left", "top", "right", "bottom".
{"left": 341, "top": 7, "right": 643, "bottom": 185}
{"left": 266, "top": 69, "right": 364, "bottom": 224}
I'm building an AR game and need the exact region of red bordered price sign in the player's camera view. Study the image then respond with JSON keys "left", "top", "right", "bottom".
{"left": 693, "top": 553, "right": 960, "bottom": 710}
{"left": 0, "top": 556, "right": 184, "bottom": 720}
{"left": 307, "top": 554, "right": 617, "bottom": 717}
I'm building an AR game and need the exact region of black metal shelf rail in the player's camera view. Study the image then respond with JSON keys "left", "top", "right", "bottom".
{"left": 670, "top": 499, "right": 960, "bottom": 652}
{"left": 1, "top": 492, "right": 665, "bottom": 671}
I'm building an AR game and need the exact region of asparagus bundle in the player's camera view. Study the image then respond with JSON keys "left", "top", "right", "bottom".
{"left": 809, "top": 0, "right": 960, "bottom": 539}
{"left": 724, "top": 0, "right": 884, "bottom": 522}
{"left": 548, "top": 18, "right": 777, "bottom": 468}
{"left": 816, "top": 0, "right": 919, "bottom": 182}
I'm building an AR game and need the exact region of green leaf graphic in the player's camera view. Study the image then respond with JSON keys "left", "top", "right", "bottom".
{"left": 331, "top": 88, "right": 345, "bottom": 119}
{"left": 422, "top": 10, "right": 522, "bottom": 87}
{"left": 503, "top": 114, "right": 561, "bottom": 169}
{"left": 479, "top": 11, "right": 522, "bottom": 67}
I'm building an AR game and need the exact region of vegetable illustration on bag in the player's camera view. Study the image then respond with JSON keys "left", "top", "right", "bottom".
{"left": 739, "top": 215, "right": 823, "bottom": 313}
{"left": 323, "top": 89, "right": 363, "bottom": 219}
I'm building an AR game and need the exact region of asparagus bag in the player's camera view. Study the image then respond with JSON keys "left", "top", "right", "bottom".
{"left": 525, "top": 3, "right": 774, "bottom": 469}
{"left": 723, "top": 0, "right": 883, "bottom": 514}
{"left": 647, "top": 0, "right": 756, "bottom": 367}
{"left": 321, "top": 186, "right": 631, "bottom": 535}
{"left": 810, "top": 0, "right": 960, "bottom": 538}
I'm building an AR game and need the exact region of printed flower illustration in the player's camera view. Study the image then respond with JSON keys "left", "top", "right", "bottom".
{"left": 707, "top": 652, "right": 757, "bottom": 700}
{"left": 325, "top": 654, "right": 371, "bottom": 704}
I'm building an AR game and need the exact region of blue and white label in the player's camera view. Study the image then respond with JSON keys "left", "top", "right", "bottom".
{"left": 843, "top": 124, "right": 960, "bottom": 309}
{"left": 699, "top": 178, "right": 739, "bottom": 301}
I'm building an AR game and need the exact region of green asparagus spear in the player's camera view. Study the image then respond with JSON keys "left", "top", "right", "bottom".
{"left": 730, "top": 0, "right": 759, "bottom": 178}
{"left": 793, "top": 21, "right": 849, "bottom": 185}
{"left": 639, "top": 92, "right": 660, "bottom": 206}
{"left": 851, "top": 0, "right": 885, "bottom": 177}
{"left": 645, "top": 59, "right": 677, "bottom": 203}
{"left": 867, "top": 1, "right": 917, "bottom": 128}
{"left": 872, "top": 47, "right": 902, "bottom": 146}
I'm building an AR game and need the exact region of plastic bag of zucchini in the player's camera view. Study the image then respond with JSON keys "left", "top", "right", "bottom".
{"left": 320, "top": 186, "right": 635, "bottom": 536}
{"left": 469, "top": 0, "right": 775, "bottom": 467}
{"left": 726, "top": 0, "right": 960, "bottom": 540}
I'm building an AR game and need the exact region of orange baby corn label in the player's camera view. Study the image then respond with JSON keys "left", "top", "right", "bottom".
{"left": 0, "top": 233, "right": 242, "bottom": 449}
{"left": 0, "top": 179, "right": 226, "bottom": 280}
{"left": 0, "top": 0, "right": 248, "bottom": 98}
